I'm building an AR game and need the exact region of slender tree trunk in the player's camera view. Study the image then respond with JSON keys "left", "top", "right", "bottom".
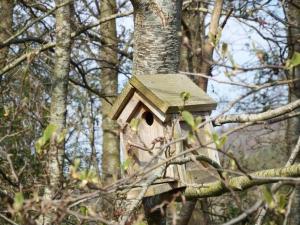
{"left": 198, "top": 0, "right": 223, "bottom": 91}
{"left": 0, "top": 0, "right": 13, "bottom": 70}
{"left": 178, "top": 1, "right": 224, "bottom": 224}
{"left": 100, "top": 0, "right": 120, "bottom": 185}
{"left": 286, "top": 1, "right": 300, "bottom": 224}
{"left": 130, "top": 1, "right": 183, "bottom": 224}
{"left": 43, "top": 1, "right": 71, "bottom": 223}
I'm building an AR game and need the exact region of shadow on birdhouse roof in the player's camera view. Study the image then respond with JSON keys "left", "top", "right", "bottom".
{"left": 109, "top": 73, "right": 217, "bottom": 120}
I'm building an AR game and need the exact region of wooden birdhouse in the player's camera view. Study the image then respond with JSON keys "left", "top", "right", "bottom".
{"left": 110, "top": 74, "right": 220, "bottom": 199}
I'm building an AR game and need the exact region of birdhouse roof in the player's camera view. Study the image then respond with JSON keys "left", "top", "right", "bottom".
{"left": 109, "top": 74, "right": 217, "bottom": 120}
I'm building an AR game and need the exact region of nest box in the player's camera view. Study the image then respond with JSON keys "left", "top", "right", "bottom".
{"left": 110, "top": 74, "right": 220, "bottom": 198}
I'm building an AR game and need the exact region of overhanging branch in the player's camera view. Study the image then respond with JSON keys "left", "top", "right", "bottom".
{"left": 184, "top": 164, "right": 300, "bottom": 199}
{"left": 214, "top": 99, "right": 300, "bottom": 125}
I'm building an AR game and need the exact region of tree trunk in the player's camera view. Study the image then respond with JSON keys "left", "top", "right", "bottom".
{"left": 43, "top": 1, "right": 71, "bottom": 223}
{"left": 286, "top": 0, "right": 300, "bottom": 224}
{"left": 178, "top": 1, "right": 223, "bottom": 224}
{"left": 198, "top": 0, "right": 223, "bottom": 91}
{"left": 99, "top": 0, "right": 120, "bottom": 221}
{"left": 130, "top": 1, "right": 183, "bottom": 224}
{"left": 0, "top": 0, "right": 13, "bottom": 70}
{"left": 100, "top": 0, "right": 120, "bottom": 185}
{"left": 131, "top": 0, "right": 183, "bottom": 76}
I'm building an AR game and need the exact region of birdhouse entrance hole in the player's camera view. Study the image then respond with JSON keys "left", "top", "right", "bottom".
{"left": 142, "top": 111, "right": 154, "bottom": 126}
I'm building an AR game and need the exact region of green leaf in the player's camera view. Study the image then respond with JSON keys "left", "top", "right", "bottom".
{"left": 43, "top": 124, "right": 58, "bottom": 141}
{"left": 209, "top": 28, "right": 222, "bottom": 47}
{"left": 35, "top": 124, "right": 58, "bottom": 154}
{"left": 212, "top": 132, "right": 219, "bottom": 144}
{"left": 208, "top": 32, "right": 215, "bottom": 45}
{"left": 261, "top": 186, "right": 274, "bottom": 207}
{"left": 218, "top": 136, "right": 227, "bottom": 148}
{"left": 182, "top": 111, "right": 195, "bottom": 129}
{"left": 212, "top": 133, "right": 227, "bottom": 149}
{"left": 187, "top": 131, "right": 196, "bottom": 144}
{"left": 229, "top": 159, "right": 237, "bottom": 170}
{"left": 195, "top": 116, "right": 202, "bottom": 127}
{"left": 122, "top": 158, "right": 133, "bottom": 171}
{"left": 13, "top": 192, "right": 24, "bottom": 211}
{"left": 80, "top": 206, "right": 88, "bottom": 216}
{"left": 276, "top": 194, "right": 287, "bottom": 214}
{"left": 56, "top": 128, "right": 67, "bottom": 144}
{"left": 130, "top": 118, "right": 140, "bottom": 132}
{"left": 180, "top": 91, "right": 191, "bottom": 102}
{"left": 286, "top": 52, "right": 300, "bottom": 69}
{"left": 221, "top": 42, "right": 228, "bottom": 56}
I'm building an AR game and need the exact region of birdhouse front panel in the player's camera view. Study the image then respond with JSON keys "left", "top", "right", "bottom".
{"left": 118, "top": 97, "right": 187, "bottom": 197}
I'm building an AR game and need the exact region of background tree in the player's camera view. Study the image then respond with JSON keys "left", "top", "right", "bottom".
{"left": 286, "top": 0, "right": 300, "bottom": 224}
{"left": 100, "top": 0, "right": 120, "bottom": 185}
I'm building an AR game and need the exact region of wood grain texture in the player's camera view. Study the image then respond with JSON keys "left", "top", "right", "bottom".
{"left": 131, "top": 74, "right": 217, "bottom": 113}
{"left": 109, "top": 84, "right": 135, "bottom": 120}
{"left": 110, "top": 74, "right": 217, "bottom": 120}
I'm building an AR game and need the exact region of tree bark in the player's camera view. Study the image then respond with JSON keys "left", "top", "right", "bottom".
{"left": 99, "top": 0, "right": 120, "bottom": 221}
{"left": 44, "top": 1, "right": 71, "bottom": 223}
{"left": 178, "top": 1, "right": 223, "bottom": 224}
{"left": 100, "top": 0, "right": 120, "bottom": 185}
{"left": 179, "top": 2, "right": 209, "bottom": 224}
{"left": 184, "top": 163, "right": 300, "bottom": 199}
{"left": 286, "top": 0, "right": 300, "bottom": 224}
{"left": 131, "top": 0, "right": 183, "bottom": 76}
{"left": 198, "top": 0, "right": 223, "bottom": 91}
{"left": 130, "top": 0, "right": 183, "bottom": 224}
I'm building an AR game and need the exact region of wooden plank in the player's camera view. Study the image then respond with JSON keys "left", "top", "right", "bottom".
{"left": 201, "top": 115, "right": 220, "bottom": 164}
{"left": 172, "top": 118, "right": 188, "bottom": 184}
{"left": 117, "top": 93, "right": 141, "bottom": 125}
{"left": 109, "top": 84, "right": 135, "bottom": 120}
{"left": 130, "top": 74, "right": 217, "bottom": 112}
{"left": 130, "top": 76, "right": 169, "bottom": 113}
{"left": 135, "top": 92, "right": 166, "bottom": 122}
{"left": 126, "top": 181, "right": 185, "bottom": 199}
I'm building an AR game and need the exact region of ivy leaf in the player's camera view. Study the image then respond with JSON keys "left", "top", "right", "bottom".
{"left": 286, "top": 52, "right": 300, "bottom": 69}
{"left": 182, "top": 111, "right": 195, "bottom": 129}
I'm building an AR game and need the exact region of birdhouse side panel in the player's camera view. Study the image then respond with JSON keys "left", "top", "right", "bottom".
{"left": 179, "top": 115, "right": 220, "bottom": 184}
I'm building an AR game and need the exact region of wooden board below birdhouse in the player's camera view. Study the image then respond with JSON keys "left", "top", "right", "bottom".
{"left": 126, "top": 179, "right": 185, "bottom": 199}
